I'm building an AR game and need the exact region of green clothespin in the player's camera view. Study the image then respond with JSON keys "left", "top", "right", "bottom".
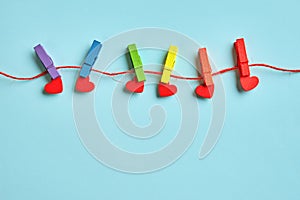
{"left": 128, "top": 44, "right": 146, "bottom": 82}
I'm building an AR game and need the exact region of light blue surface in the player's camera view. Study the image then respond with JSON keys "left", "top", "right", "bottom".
{"left": 0, "top": 0, "right": 300, "bottom": 199}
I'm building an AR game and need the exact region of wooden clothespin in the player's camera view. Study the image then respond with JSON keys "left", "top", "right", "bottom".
{"left": 234, "top": 38, "right": 259, "bottom": 91}
{"left": 195, "top": 48, "right": 214, "bottom": 98}
{"left": 75, "top": 40, "right": 102, "bottom": 93}
{"left": 125, "top": 44, "right": 146, "bottom": 93}
{"left": 158, "top": 45, "right": 178, "bottom": 97}
{"left": 34, "top": 44, "right": 63, "bottom": 94}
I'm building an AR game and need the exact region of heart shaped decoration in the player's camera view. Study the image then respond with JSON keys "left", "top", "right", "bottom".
{"left": 44, "top": 77, "right": 63, "bottom": 94}
{"left": 240, "top": 76, "right": 259, "bottom": 91}
{"left": 76, "top": 76, "right": 95, "bottom": 93}
{"left": 195, "top": 85, "right": 214, "bottom": 98}
{"left": 125, "top": 77, "right": 144, "bottom": 93}
{"left": 158, "top": 82, "right": 177, "bottom": 97}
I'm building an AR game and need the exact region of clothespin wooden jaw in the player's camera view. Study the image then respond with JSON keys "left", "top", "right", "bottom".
{"left": 125, "top": 44, "right": 146, "bottom": 93}
{"left": 158, "top": 45, "right": 178, "bottom": 97}
{"left": 34, "top": 44, "right": 63, "bottom": 94}
{"left": 195, "top": 48, "right": 214, "bottom": 98}
{"left": 34, "top": 44, "right": 60, "bottom": 80}
{"left": 161, "top": 45, "right": 178, "bottom": 84}
{"left": 128, "top": 44, "right": 146, "bottom": 82}
{"left": 79, "top": 40, "right": 102, "bottom": 78}
{"left": 75, "top": 40, "right": 102, "bottom": 93}
{"left": 234, "top": 38, "right": 259, "bottom": 91}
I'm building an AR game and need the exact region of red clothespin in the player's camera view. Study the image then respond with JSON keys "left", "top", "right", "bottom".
{"left": 195, "top": 48, "right": 214, "bottom": 98}
{"left": 234, "top": 38, "right": 259, "bottom": 91}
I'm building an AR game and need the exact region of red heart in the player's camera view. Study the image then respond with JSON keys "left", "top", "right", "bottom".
{"left": 76, "top": 76, "right": 95, "bottom": 93}
{"left": 125, "top": 77, "right": 144, "bottom": 93}
{"left": 195, "top": 85, "right": 214, "bottom": 98}
{"left": 158, "top": 82, "right": 177, "bottom": 97}
{"left": 44, "top": 77, "right": 63, "bottom": 94}
{"left": 240, "top": 76, "right": 259, "bottom": 91}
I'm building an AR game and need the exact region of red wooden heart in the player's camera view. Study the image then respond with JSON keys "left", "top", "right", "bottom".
{"left": 240, "top": 76, "right": 259, "bottom": 91}
{"left": 195, "top": 85, "right": 214, "bottom": 98}
{"left": 44, "top": 77, "right": 63, "bottom": 94}
{"left": 125, "top": 77, "right": 144, "bottom": 93}
{"left": 158, "top": 82, "right": 177, "bottom": 97}
{"left": 76, "top": 76, "right": 95, "bottom": 93}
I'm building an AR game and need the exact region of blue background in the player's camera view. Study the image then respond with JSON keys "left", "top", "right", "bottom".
{"left": 1, "top": 0, "right": 300, "bottom": 199}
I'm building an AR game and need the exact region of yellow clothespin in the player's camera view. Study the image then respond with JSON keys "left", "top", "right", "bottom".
{"left": 160, "top": 46, "right": 178, "bottom": 84}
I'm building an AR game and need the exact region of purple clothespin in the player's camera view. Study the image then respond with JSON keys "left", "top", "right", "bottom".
{"left": 34, "top": 44, "right": 61, "bottom": 79}
{"left": 34, "top": 44, "right": 63, "bottom": 94}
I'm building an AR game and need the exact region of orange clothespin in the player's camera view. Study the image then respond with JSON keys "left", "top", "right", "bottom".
{"left": 195, "top": 48, "right": 214, "bottom": 98}
{"left": 234, "top": 38, "right": 259, "bottom": 91}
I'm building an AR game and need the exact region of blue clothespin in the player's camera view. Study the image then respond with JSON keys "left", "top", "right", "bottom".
{"left": 76, "top": 40, "right": 102, "bottom": 93}
{"left": 79, "top": 40, "right": 102, "bottom": 78}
